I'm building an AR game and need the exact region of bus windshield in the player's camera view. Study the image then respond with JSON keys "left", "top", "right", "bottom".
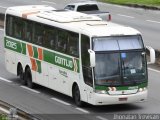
{"left": 121, "top": 52, "right": 147, "bottom": 85}
{"left": 93, "top": 36, "right": 147, "bottom": 86}
{"left": 94, "top": 53, "right": 121, "bottom": 86}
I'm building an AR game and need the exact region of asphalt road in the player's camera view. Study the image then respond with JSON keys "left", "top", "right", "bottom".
{"left": 0, "top": 1, "right": 160, "bottom": 120}
{"left": 1, "top": 29, "right": 160, "bottom": 120}
{"left": 98, "top": 3, "right": 160, "bottom": 50}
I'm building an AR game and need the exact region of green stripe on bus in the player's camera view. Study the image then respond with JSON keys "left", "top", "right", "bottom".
{"left": 21, "top": 43, "right": 26, "bottom": 55}
{"left": 36, "top": 60, "right": 41, "bottom": 73}
{"left": 4, "top": 37, "right": 80, "bottom": 73}
{"left": 33, "top": 46, "right": 38, "bottom": 59}
{"left": 43, "top": 50, "right": 80, "bottom": 72}
{"left": 4, "top": 37, "right": 22, "bottom": 53}
{"left": 95, "top": 86, "right": 108, "bottom": 91}
{"left": 54, "top": 53, "right": 74, "bottom": 71}
{"left": 43, "top": 50, "right": 54, "bottom": 64}
{"left": 137, "top": 82, "right": 148, "bottom": 88}
{"left": 95, "top": 82, "right": 148, "bottom": 91}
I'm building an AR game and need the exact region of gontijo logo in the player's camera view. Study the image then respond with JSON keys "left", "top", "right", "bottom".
{"left": 55, "top": 56, "right": 73, "bottom": 69}
{"left": 6, "top": 39, "right": 17, "bottom": 49}
{"left": 54, "top": 55, "right": 79, "bottom": 72}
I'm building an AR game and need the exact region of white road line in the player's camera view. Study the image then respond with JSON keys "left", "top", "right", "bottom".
{"left": 75, "top": 107, "right": 90, "bottom": 114}
{"left": 20, "top": 86, "right": 40, "bottom": 94}
{"left": 41, "top": 1, "right": 56, "bottom": 4}
{"left": 117, "top": 14, "right": 135, "bottom": 19}
{"left": 148, "top": 67, "right": 160, "bottom": 73}
{"left": 51, "top": 97, "right": 71, "bottom": 106}
{"left": 0, "top": 77, "right": 12, "bottom": 83}
{"left": 146, "top": 20, "right": 160, "bottom": 24}
{"left": 0, "top": 106, "right": 10, "bottom": 114}
{"left": 0, "top": 5, "right": 7, "bottom": 9}
{"left": 96, "top": 116, "right": 108, "bottom": 120}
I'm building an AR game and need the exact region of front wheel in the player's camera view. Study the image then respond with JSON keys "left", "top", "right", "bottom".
{"left": 74, "top": 85, "right": 83, "bottom": 107}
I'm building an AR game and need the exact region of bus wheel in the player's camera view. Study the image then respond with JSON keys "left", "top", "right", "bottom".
{"left": 18, "top": 65, "right": 26, "bottom": 85}
{"left": 25, "top": 68, "right": 33, "bottom": 88}
{"left": 74, "top": 85, "right": 83, "bottom": 107}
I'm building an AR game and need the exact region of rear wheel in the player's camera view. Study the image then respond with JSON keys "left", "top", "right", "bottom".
{"left": 18, "top": 65, "right": 26, "bottom": 85}
{"left": 74, "top": 85, "right": 83, "bottom": 107}
{"left": 25, "top": 68, "right": 34, "bottom": 88}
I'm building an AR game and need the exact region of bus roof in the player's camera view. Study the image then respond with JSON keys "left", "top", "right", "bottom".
{"left": 6, "top": 5, "right": 140, "bottom": 37}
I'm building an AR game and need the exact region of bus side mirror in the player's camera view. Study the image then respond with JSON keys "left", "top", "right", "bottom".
{"left": 88, "top": 49, "right": 95, "bottom": 67}
{"left": 146, "top": 46, "right": 155, "bottom": 64}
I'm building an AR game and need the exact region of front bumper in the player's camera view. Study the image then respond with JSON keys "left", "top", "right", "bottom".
{"left": 90, "top": 90, "right": 147, "bottom": 105}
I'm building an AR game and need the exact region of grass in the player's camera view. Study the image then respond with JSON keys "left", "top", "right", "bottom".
{"left": 99, "top": 0, "right": 160, "bottom": 7}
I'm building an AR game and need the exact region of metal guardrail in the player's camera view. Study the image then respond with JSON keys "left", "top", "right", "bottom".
{"left": 0, "top": 100, "right": 40, "bottom": 120}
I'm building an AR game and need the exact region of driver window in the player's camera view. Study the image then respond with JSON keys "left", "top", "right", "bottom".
{"left": 81, "top": 35, "right": 93, "bottom": 87}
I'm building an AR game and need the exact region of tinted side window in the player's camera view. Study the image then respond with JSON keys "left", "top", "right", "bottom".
{"left": 81, "top": 35, "right": 90, "bottom": 67}
{"left": 33, "top": 23, "right": 45, "bottom": 45}
{"left": 77, "top": 5, "right": 99, "bottom": 11}
{"left": 6, "top": 15, "right": 30, "bottom": 42}
{"left": 81, "top": 35, "right": 93, "bottom": 86}
{"left": 24, "top": 20, "right": 33, "bottom": 42}
{"left": 57, "top": 30, "right": 68, "bottom": 53}
{"left": 6, "top": 15, "right": 13, "bottom": 36}
{"left": 67, "top": 32, "right": 79, "bottom": 57}
{"left": 12, "top": 17, "right": 25, "bottom": 39}
{"left": 65, "top": 5, "right": 75, "bottom": 10}
{"left": 44, "top": 26, "right": 57, "bottom": 50}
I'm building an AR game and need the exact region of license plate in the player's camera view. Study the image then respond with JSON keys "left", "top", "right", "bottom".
{"left": 119, "top": 97, "right": 128, "bottom": 101}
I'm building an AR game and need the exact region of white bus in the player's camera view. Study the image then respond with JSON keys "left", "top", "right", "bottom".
{"left": 4, "top": 5, "right": 148, "bottom": 106}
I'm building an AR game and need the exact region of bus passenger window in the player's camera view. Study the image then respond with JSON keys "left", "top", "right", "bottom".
{"left": 33, "top": 23, "right": 45, "bottom": 45}
{"left": 67, "top": 32, "right": 79, "bottom": 57}
{"left": 57, "top": 30, "right": 67, "bottom": 53}
{"left": 6, "top": 15, "right": 13, "bottom": 36}
{"left": 23, "top": 20, "right": 33, "bottom": 42}
{"left": 13, "top": 17, "right": 24, "bottom": 39}
{"left": 45, "top": 26, "right": 57, "bottom": 50}
{"left": 25, "top": 21, "right": 33, "bottom": 42}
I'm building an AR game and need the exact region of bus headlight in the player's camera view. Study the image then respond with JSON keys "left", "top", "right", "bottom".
{"left": 95, "top": 90, "right": 107, "bottom": 94}
{"left": 139, "top": 88, "right": 143, "bottom": 92}
{"left": 138, "top": 87, "right": 147, "bottom": 92}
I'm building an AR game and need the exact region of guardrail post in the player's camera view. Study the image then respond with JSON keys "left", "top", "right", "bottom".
{"left": 8, "top": 108, "right": 18, "bottom": 120}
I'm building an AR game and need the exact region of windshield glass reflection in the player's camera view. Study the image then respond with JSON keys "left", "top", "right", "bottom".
{"left": 94, "top": 53, "right": 121, "bottom": 86}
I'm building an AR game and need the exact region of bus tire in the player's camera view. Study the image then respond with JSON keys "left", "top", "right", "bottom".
{"left": 25, "top": 68, "right": 34, "bottom": 88}
{"left": 74, "top": 85, "right": 83, "bottom": 107}
{"left": 17, "top": 64, "right": 26, "bottom": 85}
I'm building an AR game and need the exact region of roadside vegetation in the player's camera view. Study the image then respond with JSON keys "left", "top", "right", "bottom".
{"left": 99, "top": 0, "right": 160, "bottom": 7}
